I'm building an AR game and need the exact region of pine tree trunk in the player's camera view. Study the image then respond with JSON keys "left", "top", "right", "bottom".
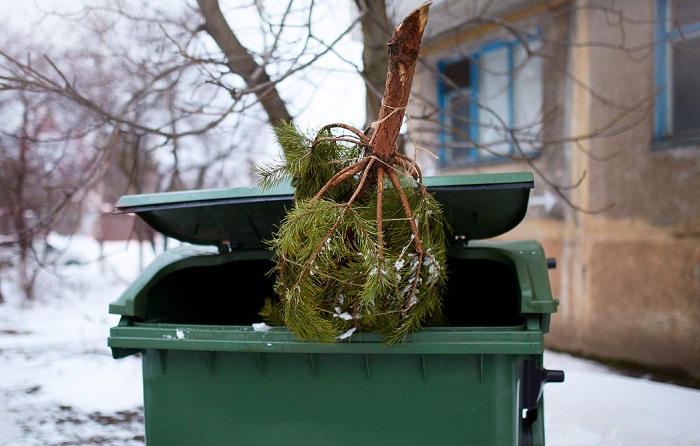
{"left": 368, "top": 2, "right": 430, "bottom": 160}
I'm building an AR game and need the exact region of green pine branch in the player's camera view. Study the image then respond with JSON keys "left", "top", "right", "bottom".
{"left": 257, "top": 123, "right": 449, "bottom": 344}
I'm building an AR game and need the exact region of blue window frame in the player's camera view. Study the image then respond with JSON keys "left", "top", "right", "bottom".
{"left": 438, "top": 38, "right": 543, "bottom": 166}
{"left": 654, "top": 0, "right": 700, "bottom": 144}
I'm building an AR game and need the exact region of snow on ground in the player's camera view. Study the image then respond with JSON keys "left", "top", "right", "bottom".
{"left": 544, "top": 352, "right": 700, "bottom": 445}
{"left": 1, "top": 234, "right": 699, "bottom": 445}
{"left": 0, "top": 235, "right": 149, "bottom": 446}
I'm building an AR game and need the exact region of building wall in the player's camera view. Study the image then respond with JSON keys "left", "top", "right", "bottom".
{"left": 412, "top": 0, "right": 700, "bottom": 378}
{"left": 561, "top": 0, "right": 700, "bottom": 377}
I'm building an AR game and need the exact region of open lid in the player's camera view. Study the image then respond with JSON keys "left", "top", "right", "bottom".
{"left": 114, "top": 172, "right": 533, "bottom": 249}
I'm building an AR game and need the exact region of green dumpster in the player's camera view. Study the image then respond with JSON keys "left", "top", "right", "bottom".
{"left": 108, "top": 172, "right": 564, "bottom": 446}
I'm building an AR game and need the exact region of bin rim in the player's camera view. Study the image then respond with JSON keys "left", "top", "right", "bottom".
{"left": 108, "top": 322, "right": 545, "bottom": 358}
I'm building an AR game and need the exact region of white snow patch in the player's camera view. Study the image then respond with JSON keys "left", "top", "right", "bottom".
{"left": 252, "top": 322, "right": 272, "bottom": 332}
{"left": 176, "top": 329, "right": 186, "bottom": 340}
{"left": 338, "top": 327, "right": 356, "bottom": 340}
{"left": 333, "top": 307, "right": 354, "bottom": 321}
{"left": 0, "top": 235, "right": 149, "bottom": 444}
{"left": 544, "top": 351, "right": 700, "bottom": 445}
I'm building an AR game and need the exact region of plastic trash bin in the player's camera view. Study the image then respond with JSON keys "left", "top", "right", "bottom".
{"left": 108, "top": 172, "right": 564, "bottom": 446}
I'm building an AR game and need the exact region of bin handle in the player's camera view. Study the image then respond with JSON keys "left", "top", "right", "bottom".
{"left": 522, "top": 359, "right": 565, "bottom": 412}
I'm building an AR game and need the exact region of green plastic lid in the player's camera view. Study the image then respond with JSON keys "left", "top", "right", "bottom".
{"left": 114, "top": 172, "right": 533, "bottom": 249}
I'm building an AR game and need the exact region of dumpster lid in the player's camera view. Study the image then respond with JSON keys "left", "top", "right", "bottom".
{"left": 114, "top": 172, "right": 533, "bottom": 248}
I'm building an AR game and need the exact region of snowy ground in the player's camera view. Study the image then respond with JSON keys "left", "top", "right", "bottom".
{"left": 1, "top": 235, "right": 699, "bottom": 445}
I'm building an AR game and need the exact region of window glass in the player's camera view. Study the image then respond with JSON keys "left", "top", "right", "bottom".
{"left": 448, "top": 93, "right": 473, "bottom": 163}
{"left": 444, "top": 58, "right": 471, "bottom": 92}
{"left": 669, "top": 24, "right": 700, "bottom": 136}
{"left": 449, "top": 94, "right": 471, "bottom": 147}
{"left": 513, "top": 43, "right": 543, "bottom": 153}
{"left": 439, "top": 38, "right": 542, "bottom": 165}
{"left": 478, "top": 47, "right": 511, "bottom": 157}
{"left": 672, "top": 0, "right": 700, "bottom": 28}
{"left": 443, "top": 59, "right": 474, "bottom": 163}
{"left": 657, "top": 0, "right": 700, "bottom": 140}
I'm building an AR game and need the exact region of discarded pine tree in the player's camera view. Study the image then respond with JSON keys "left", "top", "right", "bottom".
{"left": 257, "top": 3, "right": 447, "bottom": 344}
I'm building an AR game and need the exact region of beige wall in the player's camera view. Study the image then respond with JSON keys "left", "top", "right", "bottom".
{"left": 507, "top": 218, "right": 700, "bottom": 378}
{"left": 562, "top": 0, "right": 700, "bottom": 378}
{"left": 413, "top": 0, "right": 700, "bottom": 378}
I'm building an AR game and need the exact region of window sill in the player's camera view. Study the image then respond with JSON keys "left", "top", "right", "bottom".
{"left": 651, "top": 136, "right": 700, "bottom": 150}
{"left": 439, "top": 149, "right": 542, "bottom": 168}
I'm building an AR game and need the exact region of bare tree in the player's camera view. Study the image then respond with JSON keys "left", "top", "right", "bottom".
{"left": 0, "top": 85, "right": 110, "bottom": 298}
{"left": 0, "top": 0, "right": 366, "bottom": 299}
{"left": 0, "top": 0, "right": 685, "bottom": 301}
{"left": 196, "top": 0, "right": 293, "bottom": 125}
{"left": 0, "top": 4, "right": 207, "bottom": 299}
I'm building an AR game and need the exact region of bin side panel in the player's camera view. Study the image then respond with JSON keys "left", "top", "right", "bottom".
{"left": 140, "top": 349, "right": 542, "bottom": 446}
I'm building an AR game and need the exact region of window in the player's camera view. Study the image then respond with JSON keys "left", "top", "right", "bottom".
{"left": 655, "top": 0, "right": 700, "bottom": 144}
{"left": 438, "top": 39, "right": 543, "bottom": 166}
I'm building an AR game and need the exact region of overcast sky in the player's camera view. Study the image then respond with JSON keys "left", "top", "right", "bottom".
{"left": 0, "top": 0, "right": 367, "bottom": 130}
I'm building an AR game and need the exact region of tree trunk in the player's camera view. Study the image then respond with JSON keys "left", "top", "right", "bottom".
{"left": 196, "top": 0, "right": 293, "bottom": 125}
{"left": 16, "top": 111, "right": 35, "bottom": 300}
{"left": 368, "top": 2, "right": 429, "bottom": 160}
